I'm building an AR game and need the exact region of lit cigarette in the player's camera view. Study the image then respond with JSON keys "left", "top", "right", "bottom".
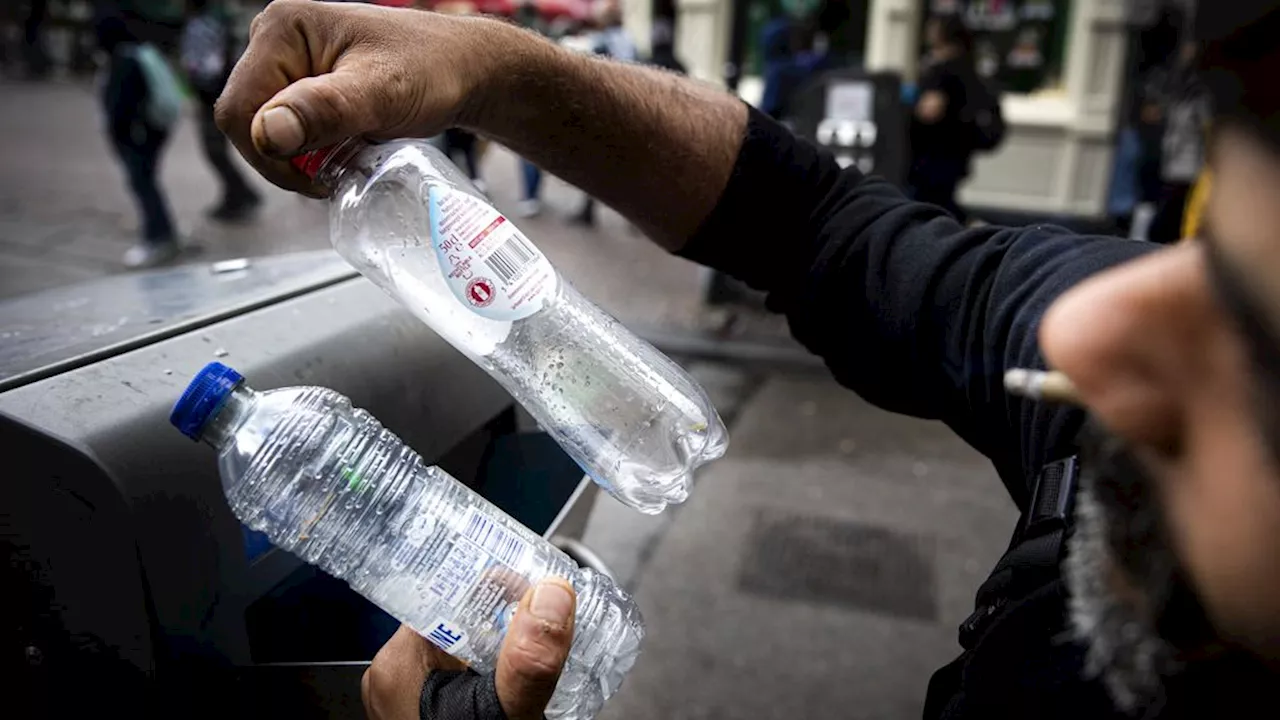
{"left": 1004, "top": 369, "right": 1081, "bottom": 404}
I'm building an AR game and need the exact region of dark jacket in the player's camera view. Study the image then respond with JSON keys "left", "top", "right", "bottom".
{"left": 683, "top": 107, "right": 1158, "bottom": 718}
{"left": 101, "top": 46, "right": 155, "bottom": 147}
{"left": 180, "top": 3, "right": 235, "bottom": 104}
{"left": 911, "top": 55, "right": 979, "bottom": 180}
{"left": 97, "top": 7, "right": 164, "bottom": 149}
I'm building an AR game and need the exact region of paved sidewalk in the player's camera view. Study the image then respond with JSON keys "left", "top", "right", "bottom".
{"left": 588, "top": 373, "right": 1016, "bottom": 720}
{"left": 2, "top": 78, "right": 1022, "bottom": 720}
{"left": 0, "top": 79, "right": 711, "bottom": 335}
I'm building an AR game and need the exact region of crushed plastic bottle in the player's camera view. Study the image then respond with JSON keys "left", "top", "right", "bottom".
{"left": 292, "top": 140, "right": 727, "bottom": 513}
{"left": 171, "top": 362, "right": 643, "bottom": 720}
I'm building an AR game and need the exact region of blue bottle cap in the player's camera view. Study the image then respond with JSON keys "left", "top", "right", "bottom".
{"left": 170, "top": 362, "right": 244, "bottom": 441}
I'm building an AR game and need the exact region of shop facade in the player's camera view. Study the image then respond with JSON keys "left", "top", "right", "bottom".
{"left": 662, "top": 0, "right": 1131, "bottom": 217}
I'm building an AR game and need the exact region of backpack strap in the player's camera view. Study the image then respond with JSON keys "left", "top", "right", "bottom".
{"left": 958, "top": 456, "right": 1079, "bottom": 650}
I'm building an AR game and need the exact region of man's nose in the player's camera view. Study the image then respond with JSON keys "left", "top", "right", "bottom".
{"left": 1039, "top": 244, "right": 1212, "bottom": 455}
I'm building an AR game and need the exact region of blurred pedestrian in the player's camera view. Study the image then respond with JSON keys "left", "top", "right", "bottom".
{"left": 22, "top": 0, "right": 51, "bottom": 79}
{"left": 571, "top": 0, "right": 636, "bottom": 226}
{"left": 96, "top": 4, "right": 184, "bottom": 268}
{"left": 1147, "top": 41, "right": 1210, "bottom": 245}
{"left": 181, "top": 0, "right": 262, "bottom": 221}
{"left": 434, "top": 0, "right": 486, "bottom": 194}
{"left": 516, "top": 152, "right": 544, "bottom": 218}
{"left": 758, "top": 0, "right": 831, "bottom": 122}
{"left": 1122, "top": 4, "right": 1185, "bottom": 239}
{"left": 590, "top": 0, "right": 636, "bottom": 60}
{"left": 907, "top": 14, "right": 982, "bottom": 223}
{"left": 442, "top": 127, "right": 484, "bottom": 191}
{"left": 647, "top": 17, "right": 685, "bottom": 75}
{"left": 514, "top": 0, "right": 550, "bottom": 218}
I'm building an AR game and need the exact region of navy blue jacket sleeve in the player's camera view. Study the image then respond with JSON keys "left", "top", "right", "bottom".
{"left": 104, "top": 52, "right": 148, "bottom": 146}
{"left": 681, "top": 107, "right": 1156, "bottom": 506}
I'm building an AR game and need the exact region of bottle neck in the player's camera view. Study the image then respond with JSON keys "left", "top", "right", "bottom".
{"left": 312, "top": 138, "right": 366, "bottom": 191}
{"left": 200, "top": 384, "right": 258, "bottom": 449}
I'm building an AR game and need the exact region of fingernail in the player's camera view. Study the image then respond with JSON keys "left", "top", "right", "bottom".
{"left": 529, "top": 580, "right": 573, "bottom": 624}
{"left": 262, "top": 106, "right": 305, "bottom": 154}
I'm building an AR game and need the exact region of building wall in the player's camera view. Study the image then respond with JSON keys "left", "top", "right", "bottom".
{"left": 624, "top": 0, "right": 655, "bottom": 59}
{"left": 673, "top": 0, "right": 734, "bottom": 82}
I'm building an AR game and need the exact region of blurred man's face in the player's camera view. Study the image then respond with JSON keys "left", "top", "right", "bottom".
{"left": 925, "top": 19, "right": 943, "bottom": 50}
{"left": 594, "top": 0, "right": 621, "bottom": 27}
{"left": 1041, "top": 125, "right": 1280, "bottom": 710}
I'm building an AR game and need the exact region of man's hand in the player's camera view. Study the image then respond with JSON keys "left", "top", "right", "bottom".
{"left": 218, "top": 0, "right": 744, "bottom": 247}
{"left": 215, "top": 0, "right": 520, "bottom": 195}
{"left": 362, "top": 577, "right": 577, "bottom": 720}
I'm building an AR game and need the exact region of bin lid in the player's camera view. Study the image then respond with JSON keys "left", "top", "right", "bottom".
{"left": 0, "top": 251, "right": 353, "bottom": 392}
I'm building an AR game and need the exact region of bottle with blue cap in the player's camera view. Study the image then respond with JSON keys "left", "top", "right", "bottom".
{"left": 171, "top": 362, "right": 643, "bottom": 720}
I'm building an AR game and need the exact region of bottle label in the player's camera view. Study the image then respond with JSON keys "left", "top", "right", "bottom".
{"left": 429, "top": 186, "right": 558, "bottom": 321}
{"left": 424, "top": 617, "right": 469, "bottom": 654}
{"left": 414, "top": 506, "right": 533, "bottom": 655}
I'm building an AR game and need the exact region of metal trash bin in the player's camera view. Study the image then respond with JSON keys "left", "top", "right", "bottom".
{"left": 0, "top": 251, "right": 601, "bottom": 718}
{"left": 704, "top": 69, "right": 906, "bottom": 309}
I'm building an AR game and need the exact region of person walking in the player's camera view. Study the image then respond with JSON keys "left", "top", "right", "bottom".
{"left": 96, "top": 5, "right": 183, "bottom": 268}
{"left": 908, "top": 14, "right": 980, "bottom": 223}
{"left": 570, "top": 0, "right": 637, "bottom": 226}
{"left": 181, "top": 0, "right": 262, "bottom": 221}
{"left": 647, "top": 17, "right": 686, "bottom": 75}
{"left": 433, "top": 0, "right": 486, "bottom": 194}
{"left": 513, "top": 0, "right": 548, "bottom": 218}
{"left": 1147, "top": 41, "right": 1211, "bottom": 245}
{"left": 22, "top": 0, "right": 51, "bottom": 79}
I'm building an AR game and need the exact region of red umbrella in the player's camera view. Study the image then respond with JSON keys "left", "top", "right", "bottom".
{"left": 427, "top": 0, "right": 592, "bottom": 20}
{"left": 470, "top": 0, "right": 516, "bottom": 13}
{"left": 532, "top": 0, "right": 592, "bottom": 20}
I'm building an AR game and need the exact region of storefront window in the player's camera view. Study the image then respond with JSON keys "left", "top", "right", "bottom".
{"left": 735, "top": 0, "right": 867, "bottom": 79}
{"left": 741, "top": 0, "right": 785, "bottom": 77}
{"left": 922, "top": 0, "right": 1072, "bottom": 94}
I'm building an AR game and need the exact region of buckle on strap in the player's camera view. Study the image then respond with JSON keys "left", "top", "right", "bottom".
{"left": 1021, "top": 455, "right": 1079, "bottom": 540}
{"left": 958, "top": 456, "right": 1080, "bottom": 650}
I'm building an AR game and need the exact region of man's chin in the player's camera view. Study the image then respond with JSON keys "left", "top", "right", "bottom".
{"left": 1065, "top": 479, "right": 1178, "bottom": 713}
{"left": 1063, "top": 420, "right": 1246, "bottom": 716}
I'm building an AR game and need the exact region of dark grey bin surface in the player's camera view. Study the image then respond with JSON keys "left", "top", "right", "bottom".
{"left": 0, "top": 251, "right": 594, "bottom": 718}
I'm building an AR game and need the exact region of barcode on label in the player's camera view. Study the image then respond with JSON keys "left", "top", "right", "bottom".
{"left": 484, "top": 234, "right": 538, "bottom": 284}
{"left": 461, "top": 509, "right": 528, "bottom": 567}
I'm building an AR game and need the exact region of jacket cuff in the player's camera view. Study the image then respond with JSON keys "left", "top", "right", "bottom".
{"left": 419, "top": 668, "right": 513, "bottom": 720}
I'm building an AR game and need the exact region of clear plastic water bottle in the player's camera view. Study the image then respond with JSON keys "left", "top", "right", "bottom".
{"left": 292, "top": 140, "right": 727, "bottom": 514}
{"left": 170, "top": 362, "right": 643, "bottom": 720}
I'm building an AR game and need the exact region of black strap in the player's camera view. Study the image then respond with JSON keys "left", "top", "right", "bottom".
{"left": 958, "top": 456, "right": 1079, "bottom": 650}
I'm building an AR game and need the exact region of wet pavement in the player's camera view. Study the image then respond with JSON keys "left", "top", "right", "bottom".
{"left": 589, "top": 374, "right": 1017, "bottom": 720}
{"left": 1, "top": 78, "right": 1020, "bottom": 719}
{"left": 0, "top": 78, "right": 712, "bottom": 337}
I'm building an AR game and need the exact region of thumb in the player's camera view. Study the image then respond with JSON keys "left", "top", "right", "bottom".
{"left": 495, "top": 578, "right": 577, "bottom": 720}
{"left": 250, "top": 65, "right": 392, "bottom": 157}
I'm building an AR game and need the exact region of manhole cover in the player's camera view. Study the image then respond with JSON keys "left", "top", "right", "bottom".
{"left": 737, "top": 508, "right": 937, "bottom": 621}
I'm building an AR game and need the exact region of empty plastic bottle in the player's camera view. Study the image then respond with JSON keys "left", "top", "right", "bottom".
{"left": 170, "top": 362, "right": 643, "bottom": 720}
{"left": 292, "top": 139, "right": 727, "bottom": 514}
